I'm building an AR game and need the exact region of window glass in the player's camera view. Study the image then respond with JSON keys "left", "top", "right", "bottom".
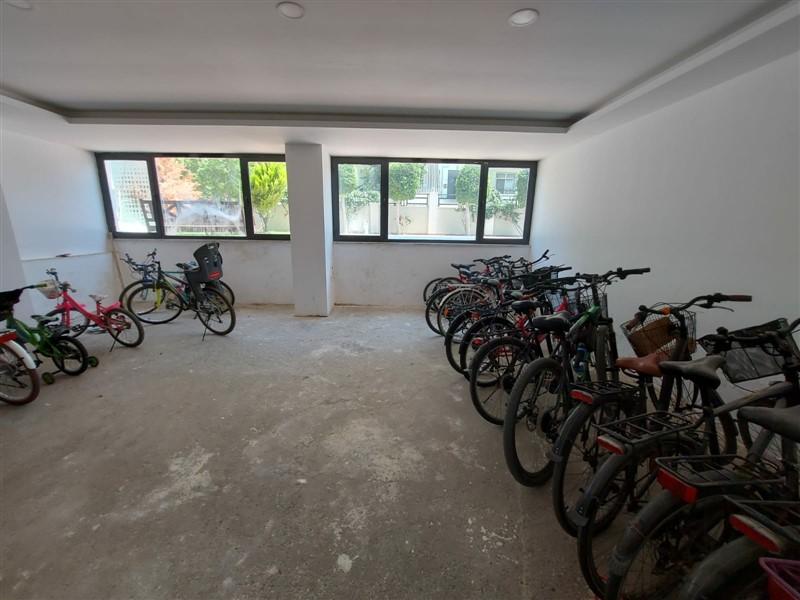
{"left": 155, "top": 157, "right": 245, "bottom": 237}
{"left": 337, "top": 163, "right": 381, "bottom": 236}
{"left": 248, "top": 161, "right": 289, "bottom": 235}
{"left": 483, "top": 167, "right": 531, "bottom": 240}
{"left": 388, "top": 162, "right": 479, "bottom": 240}
{"left": 103, "top": 160, "right": 157, "bottom": 233}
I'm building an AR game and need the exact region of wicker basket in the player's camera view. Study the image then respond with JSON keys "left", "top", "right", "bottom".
{"left": 621, "top": 312, "right": 696, "bottom": 357}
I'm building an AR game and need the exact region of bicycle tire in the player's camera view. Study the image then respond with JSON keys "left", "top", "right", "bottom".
{"left": 197, "top": 289, "right": 236, "bottom": 335}
{"left": 424, "top": 288, "right": 450, "bottom": 335}
{"left": 0, "top": 344, "right": 40, "bottom": 405}
{"left": 46, "top": 307, "right": 90, "bottom": 337}
{"left": 468, "top": 335, "right": 532, "bottom": 425}
{"left": 503, "top": 356, "right": 564, "bottom": 486}
{"left": 677, "top": 535, "right": 764, "bottom": 600}
{"left": 125, "top": 282, "right": 184, "bottom": 324}
{"left": 50, "top": 335, "right": 89, "bottom": 376}
{"left": 458, "top": 315, "right": 516, "bottom": 377}
{"left": 436, "top": 287, "right": 490, "bottom": 337}
{"left": 105, "top": 308, "right": 145, "bottom": 347}
{"left": 444, "top": 311, "right": 475, "bottom": 373}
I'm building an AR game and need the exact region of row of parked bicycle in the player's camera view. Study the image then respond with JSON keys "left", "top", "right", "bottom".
{"left": 424, "top": 252, "right": 799, "bottom": 599}
{"left": 0, "top": 242, "right": 236, "bottom": 406}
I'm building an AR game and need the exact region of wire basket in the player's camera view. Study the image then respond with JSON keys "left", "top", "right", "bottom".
{"left": 621, "top": 310, "right": 697, "bottom": 358}
{"left": 36, "top": 280, "right": 60, "bottom": 300}
{"left": 699, "top": 318, "right": 800, "bottom": 383}
{"left": 760, "top": 558, "right": 800, "bottom": 600}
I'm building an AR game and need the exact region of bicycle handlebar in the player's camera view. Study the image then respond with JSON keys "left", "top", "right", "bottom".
{"left": 574, "top": 267, "right": 651, "bottom": 283}
{"left": 637, "top": 293, "right": 753, "bottom": 317}
{"left": 705, "top": 317, "right": 800, "bottom": 347}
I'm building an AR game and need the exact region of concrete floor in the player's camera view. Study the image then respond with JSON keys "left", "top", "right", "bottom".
{"left": 1, "top": 306, "right": 588, "bottom": 600}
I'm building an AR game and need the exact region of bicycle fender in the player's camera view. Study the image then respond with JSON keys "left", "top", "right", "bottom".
{"left": 5, "top": 339, "right": 37, "bottom": 369}
{"left": 569, "top": 453, "right": 631, "bottom": 527}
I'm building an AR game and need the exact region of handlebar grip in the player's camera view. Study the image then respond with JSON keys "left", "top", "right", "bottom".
{"left": 721, "top": 294, "right": 752, "bottom": 302}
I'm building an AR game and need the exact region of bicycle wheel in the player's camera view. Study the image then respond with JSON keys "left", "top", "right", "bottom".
{"left": 197, "top": 289, "right": 236, "bottom": 335}
{"left": 436, "top": 287, "right": 490, "bottom": 336}
{"left": 424, "top": 288, "right": 451, "bottom": 335}
{"left": 551, "top": 401, "right": 622, "bottom": 537}
{"left": 104, "top": 308, "right": 145, "bottom": 347}
{"left": 424, "top": 277, "right": 459, "bottom": 303}
{"left": 118, "top": 279, "right": 147, "bottom": 304}
{"left": 203, "top": 281, "right": 235, "bottom": 306}
{"left": 459, "top": 315, "right": 515, "bottom": 377}
{"left": 468, "top": 336, "right": 533, "bottom": 425}
{"left": 605, "top": 493, "right": 730, "bottom": 600}
{"left": 0, "top": 344, "right": 40, "bottom": 405}
{"left": 444, "top": 311, "right": 478, "bottom": 373}
{"left": 125, "top": 282, "right": 183, "bottom": 324}
{"left": 50, "top": 335, "right": 88, "bottom": 376}
{"left": 503, "top": 356, "right": 566, "bottom": 486}
{"left": 46, "top": 308, "right": 90, "bottom": 337}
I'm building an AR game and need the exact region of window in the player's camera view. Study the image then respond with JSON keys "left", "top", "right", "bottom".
{"left": 335, "top": 162, "right": 381, "bottom": 237}
{"left": 389, "top": 161, "right": 480, "bottom": 240}
{"left": 484, "top": 167, "right": 531, "bottom": 240}
{"left": 96, "top": 153, "right": 290, "bottom": 239}
{"left": 332, "top": 158, "right": 536, "bottom": 244}
{"left": 248, "top": 161, "right": 289, "bottom": 235}
{"left": 102, "top": 160, "right": 157, "bottom": 234}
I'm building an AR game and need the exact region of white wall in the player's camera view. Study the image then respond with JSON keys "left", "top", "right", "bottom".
{"left": 333, "top": 242, "right": 532, "bottom": 306}
{"left": 534, "top": 53, "right": 800, "bottom": 337}
{"left": 0, "top": 131, "right": 118, "bottom": 314}
{"left": 112, "top": 238, "right": 293, "bottom": 305}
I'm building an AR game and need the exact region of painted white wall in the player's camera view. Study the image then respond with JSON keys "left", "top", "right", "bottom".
{"left": 0, "top": 184, "right": 34, "bottom": 316}
{"left": 333, "top": 242, "right": 533, "bottom": 306}
{"left": 534, "top": 53, "right": 800, "bottom": 340}
{"left": 0, "top": 131, "right": 119, "bottom": 315}
{"left": 286, "top": 143, "right": 333, "bottom": 316}
{"left": 112, "top": 238, "right": 293, "bottom": 305}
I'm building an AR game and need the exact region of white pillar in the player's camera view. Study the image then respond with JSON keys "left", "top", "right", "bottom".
{"left": 285, "top": 143, "right": 333, "bottom": 316}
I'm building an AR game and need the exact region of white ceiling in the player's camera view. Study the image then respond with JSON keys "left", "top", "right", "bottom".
{"left": 0, "top": 0, "right": 777, "bottom": 122}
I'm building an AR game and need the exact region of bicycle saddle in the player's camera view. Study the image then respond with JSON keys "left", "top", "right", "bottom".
{"left": 89, "top": 294, "right": 107, "bottom": 302}
{"left": 451, "top": 263, "right": 474, "bottom": 270}
{"left": 738, "top": 405, "right": 800, "bottom": 444}
{"left": 659, "top": 355, "right": 725, "bottom": 389}
{"left": 31, "top": 314, "right": 59, "bottom": 324}
{"left": 615, "top": 351, "right": 667, "bottom": 377}
{"left": 511, "top": 299, "right": 541, "bottom": 314}
{"left": 528, "top": 311, "right": 572, "bottom": 333}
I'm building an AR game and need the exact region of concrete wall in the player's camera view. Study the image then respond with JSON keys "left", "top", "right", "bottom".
{"left": 333, "top": 242, "right": 532, "bottom": 306}
{"left": 0, "top": 131, "right": 119, "bottom": 314}
{"left": 112, "top": 238, "right": 293, "bottom": 305}
{"left": 534, "top": 53, "right": 800, "bottom": 337}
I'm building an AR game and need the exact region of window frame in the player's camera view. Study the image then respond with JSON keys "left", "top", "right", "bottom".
{"left": 331, "top": 156, "right": 536, "bottom": 245}
{"left": 96, "top": 152, "right": 290, "bottom": 240}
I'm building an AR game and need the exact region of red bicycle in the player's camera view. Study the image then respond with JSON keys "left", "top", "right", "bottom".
{"left": 44, "top": 269, "right": 144, "bottom": 348}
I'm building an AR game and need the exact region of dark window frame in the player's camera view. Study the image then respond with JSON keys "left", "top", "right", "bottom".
{"left": 96, "top": 152, "right": 290, "bottom": 240}
{"left": 331, "top": 156, "right": 537, "bottom": 245}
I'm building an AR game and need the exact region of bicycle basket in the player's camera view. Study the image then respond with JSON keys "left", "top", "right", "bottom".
{"left": 0, "top": 288, "right": 24, "bottom": 319}
{"left": 698, "top": 319, "right": 800, "bottom": 383}
{"left": 621, "top": 310, "right": 697, "bottom": 358}
{"left": 36, "top": 279, "right": 59, "bottom": 300}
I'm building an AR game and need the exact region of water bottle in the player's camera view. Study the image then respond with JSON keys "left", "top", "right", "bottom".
{"left": 573, "top": 343, "right": 588, "bottom": 379}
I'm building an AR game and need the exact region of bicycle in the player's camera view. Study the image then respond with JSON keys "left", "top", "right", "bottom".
{"left": 602, "top": 317, "right": 800, "bottom": 599}
{"left": 119, "top": 246, "right": 235, "bottom": 308}
{"left": 124, "top": 245, "right": 236, "bottom": 336}
{"left": 551, "top": 293, "right": 746, "bottom": 540}
{"left": 44, "top": 269, "right": 145, "bottom": 347}
{"left": 501, "top": 268, "right": 650, "bottom": 487}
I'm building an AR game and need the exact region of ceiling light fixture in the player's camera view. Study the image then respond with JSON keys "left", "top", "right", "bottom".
{"left": 508, "top": 8, "right": 539, "bottom": 27}
{"left": 277, "top": 1, "right": 304, "bottom": 19}
{"left": 3, "top": 0, "right": 33, "bottom": 9}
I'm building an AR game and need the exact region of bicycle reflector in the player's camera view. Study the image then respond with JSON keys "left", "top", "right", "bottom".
{"left": 569, "top": 389, "right": 594, "bottom": 405}
{"left": 730, "top": 514, "right": 785, "bottom": 553}
{"left": 597, "top": 435, "right": 625, "bottom": 455}
{"left": 0, "top": 331, "right": 17, "bottom": 343}
{"left": 657, "top": 468, "right": 698, "bottom": 503}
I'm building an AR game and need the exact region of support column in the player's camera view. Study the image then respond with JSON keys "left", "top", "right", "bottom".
{"left": 285, "top": 143, "right": 333, "bottom": 316}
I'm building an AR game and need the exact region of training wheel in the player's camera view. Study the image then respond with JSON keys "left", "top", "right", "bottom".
{"left": 88, "top": 356, "right": 100, "bottom": 368}
{"left": 42, "top": 372, "right": 55, "bottom": 385}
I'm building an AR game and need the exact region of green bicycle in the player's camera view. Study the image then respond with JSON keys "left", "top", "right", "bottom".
{"left": 1, "top": 284, "right": 96, "bottom": 385}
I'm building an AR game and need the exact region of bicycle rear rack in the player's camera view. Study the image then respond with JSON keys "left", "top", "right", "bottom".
{"left": 569, "top": 380, "right": 640, "bottom": 405}
{"left": 594, "top": 410, "right": 704, "bottom": 452}
{"left": 728, "top": 498, "right": 800, "bottom": 548}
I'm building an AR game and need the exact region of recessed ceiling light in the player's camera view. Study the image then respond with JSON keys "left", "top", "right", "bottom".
{"left": 277, "top": 1, "right": 304, "bottom": 19}
{"left": 509, "top": 8, "right": 539, "bottom": 27}
{"left": 3, "top": 0, "right": 33, "bottom": 9}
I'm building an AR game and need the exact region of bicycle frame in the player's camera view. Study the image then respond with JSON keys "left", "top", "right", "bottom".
{"left": 53, "top": 289, "right": 123, "bottom": 330}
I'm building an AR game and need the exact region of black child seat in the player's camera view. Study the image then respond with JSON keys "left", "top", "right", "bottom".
{"left": 184, "top": 243, "right": 224, "bottom": 298}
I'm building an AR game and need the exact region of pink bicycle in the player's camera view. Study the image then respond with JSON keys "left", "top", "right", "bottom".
{"left": 44, "top": 269, "right": 144, "bottom": 348}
